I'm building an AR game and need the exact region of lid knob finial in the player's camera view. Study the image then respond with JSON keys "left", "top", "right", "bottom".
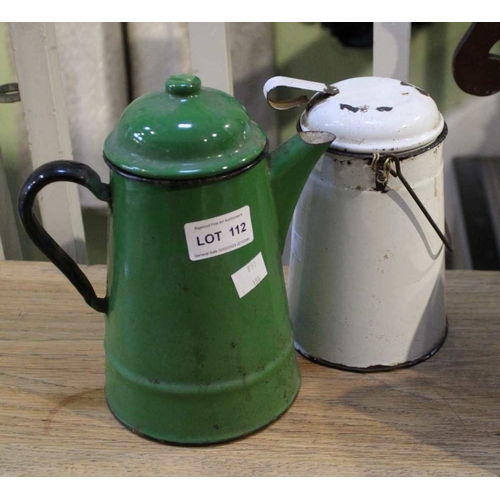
{"left": 166, "top": 74, "right": 201, "bottom": 96}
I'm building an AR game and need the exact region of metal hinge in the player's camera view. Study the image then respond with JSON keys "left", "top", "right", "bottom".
{"left": 0, "top": 83, "right": 20, "bottom": 103}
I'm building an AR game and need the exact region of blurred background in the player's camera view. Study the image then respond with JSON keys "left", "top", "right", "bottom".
{"left": 1, "top": 22, "right": 499, "bottom": 268}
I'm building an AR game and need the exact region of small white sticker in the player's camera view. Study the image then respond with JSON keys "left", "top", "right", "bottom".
{"left": 184, "top": 206, "right": 254, "bottom": 261}
{"left": 231, "top": 252, "right": 268, "bottom": 299}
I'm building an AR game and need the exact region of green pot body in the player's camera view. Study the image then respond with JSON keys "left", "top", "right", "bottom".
{"left": 105, "top": 162, "right": 300, "bottom": 444}
{"left": 18, "top": 75, "right": 334, "bottom": 445}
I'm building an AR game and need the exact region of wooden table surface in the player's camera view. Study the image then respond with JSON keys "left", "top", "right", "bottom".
{"left": 1, "top": 261, "right": 500, "bottom": 476}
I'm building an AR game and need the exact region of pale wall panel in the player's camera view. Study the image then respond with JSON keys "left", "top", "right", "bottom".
{"left": 127, "top": 22, "right": 191, "bottom": 98}
{"left": 55, "top": 22, "right": 129, "bottom": 209}
{"left": 230, "top": 22, "right": 278, "bottom": 148}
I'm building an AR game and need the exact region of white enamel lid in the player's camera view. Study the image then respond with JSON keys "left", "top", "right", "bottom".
{"left": 298, "top": 76, "right": 444, "bottom": 154}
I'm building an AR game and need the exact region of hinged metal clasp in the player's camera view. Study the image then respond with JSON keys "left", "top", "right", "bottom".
{"left": 263, "top": 76, "right": 339, "bottom": 110}
{"left": 0, "top": 83, "right": 20, "bottom": 103}
{"left": 375, "top": 153, "right": 453, "bottom": 252}
{"left": 372, "top": 153, "right": 392, "bottom": 192}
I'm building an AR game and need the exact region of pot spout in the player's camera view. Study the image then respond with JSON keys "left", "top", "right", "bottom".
{"left": 268, "top": 131, "right": 335, "bottom": 254}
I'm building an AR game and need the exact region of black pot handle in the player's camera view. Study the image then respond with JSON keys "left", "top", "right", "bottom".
{"left": 18, "top": 161, "right": 112, "bottom": 313}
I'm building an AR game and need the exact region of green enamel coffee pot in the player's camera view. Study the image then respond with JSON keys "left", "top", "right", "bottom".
{"left": 18, "top": 74, "right": 334, "bottom": 445}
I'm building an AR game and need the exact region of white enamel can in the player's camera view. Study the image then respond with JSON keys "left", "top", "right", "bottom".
{"left": 265, "top": 76, "right": 448, "bottom": 371}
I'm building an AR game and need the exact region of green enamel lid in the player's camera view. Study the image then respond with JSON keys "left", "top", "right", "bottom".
{"left": 104, "top": 74, "right": 267, "bottom": 180}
